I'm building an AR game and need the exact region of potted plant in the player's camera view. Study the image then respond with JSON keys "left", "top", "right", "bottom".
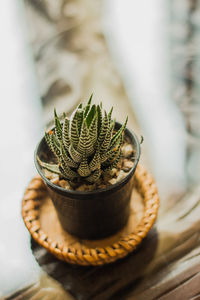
{"left": 35, "top": 96, "right": 141, "bottom": 239}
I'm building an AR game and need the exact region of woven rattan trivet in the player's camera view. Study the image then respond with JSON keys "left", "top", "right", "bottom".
{"left": 22, "top": 165, "right": 159, "bottom": 266}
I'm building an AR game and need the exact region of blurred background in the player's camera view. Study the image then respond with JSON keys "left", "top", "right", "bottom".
{"left": 1, "top": 0, "right": 200, "bottom": 298}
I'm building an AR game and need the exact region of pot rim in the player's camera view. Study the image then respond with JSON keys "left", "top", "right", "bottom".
{"left": 34, "top": 123, "right": 141, "bottom": 196}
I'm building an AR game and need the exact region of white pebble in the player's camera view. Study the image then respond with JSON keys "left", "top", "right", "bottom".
{"left": 109, "top": 168, "right": 117, "bottom": 176}
{"left": 50, "top": 177, "right": 59, "bottom": 185}
{"left": 108, "top": 178, "right": 117, "bottom": 185}
{"left": 122, "top": 144, "right": 134, "bottom": 157}
{"left": 123, "top": 160, "right": 134, "bottom": 169}
{"left": 116, "top": 170, "right": 127, "bottom": 182}
{"left": 59, "top": 180, "right": 71, "bottom": 190}
{"left": 43, "top": 169, "right": 58, "bottom": 180}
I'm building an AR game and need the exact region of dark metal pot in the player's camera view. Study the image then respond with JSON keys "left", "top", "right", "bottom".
{"left": 34, "top": 122, "right": 141, "bottom": 240}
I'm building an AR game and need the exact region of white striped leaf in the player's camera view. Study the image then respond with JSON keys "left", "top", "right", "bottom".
{"left": 86, "top": 104, "right": 96, "bottom": 127}
{"left": 45, "top": 131, "right": 55, "bottom": 154}
{"left": 49, "top": 133, "right": 61, "bottom": 159}
{"left": 54, "top": 109, "right": 62, "bottom": 141}
{"left": 59, "top": 164, "right": 78, "bottom": 180}
{"left": 60, "top": 143, "right": 78, "bottom": 168}
{"left": 86, "top": 168, "right": 101, "bottom": 183}
{"left": 77, "top": 120, "right": 94, "bottom": 156}
{"left": 63, "top": 118, "right": 70, "bottom": 150}
{"left": 37, "top": 157, "right": 61, "bottom": 175}
{"left": 100, "top": 126, "right": 112, "bottom": 153}
{"left": 108, "top": 107, "right": 113, "bottom": 122}
{"left": 70, "top": 109, "right": 80, "bottom": 148}
{"left": 100, "top": 143, "right": 120, "bottom": 163}
{"left": 98, "top": 111, "right": 109, "bottom": 144}
{"left": 84, "top": 94, "right": 93, "bottom": 117}
{"left": 77, "top": 108, "right": 84, "bottom": 135}
{"left": 69, "top": 144, "right": 82, "bottom": 163}
{"left": 89, "top": 112, "right": 98, "bottom": 146}
{"left": 103, "top": 150, "right": 122, "bottom": 172}
{"left": 89, "top": 146, "right": 100, "bottom": 172}
{"left": 78, "top": 153, "right": 91, "bottom": 177}
{"left": 97, "top": 104, "right": 102, "bottom": 135}
{"left": 110, "top": 116, "right": 128, "bottom": 148}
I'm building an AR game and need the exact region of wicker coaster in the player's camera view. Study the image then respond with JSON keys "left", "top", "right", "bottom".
{"left": 22, "top": 165, "right": 159, "bottom": 266}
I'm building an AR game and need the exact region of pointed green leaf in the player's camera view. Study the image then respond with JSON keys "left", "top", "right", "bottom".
{"left": 54, "top": 109, "right": 62, "bottom": 141}
{"left": 100, "top": 143, "right": 120, "bottom": 163}
{"left": 63, "top": 118, "right": 70, "bottom": 150}
{"left": 77, "top": 108, "right": 84, "bottom": 135}
{"left": 45, "top": 132, "right": 61, "bottom": 159}
{"left": 86, "top": 168, "right": 101, "bottom": 183}
{"left": 59, "top": 164, "right": 78, "bottom": 180}
{"left": 89, "top": 146, "right": 100, "bottom": 171}
{"left": 70, "top": 109, "right": 80, "bottom": 148}
{"left": 89, "top": 112, "right": 98, "bottom": 145}
{"left": 110, "top": 116, "right": 128, "bottom": 148}
{"left": 69, "top": 144, "right": 82, "bottom": 163}
{"left": 51, "top": 133, "right": 61, "bottom": 157}
{"left": 77, "top": 120, "right": 94, "bottom": 156}
{"left": 84, "top": 94, "right": 93, "bottom": 117}
{"left": 103, "top": 150, "right": 121, "bottom": 172}
{"left": 37, "top": 157, "right": 61, "bottom": 175}
{"left": 86, "top": 104, "right": 96, "bottom": 127}
{"left": 108, "top": 107, "right": 113, "bottom": 122}
{"left": 98, "top": 110, "right": 109, "bottom": 144}
{"left": 60, "top": 143, "right": 78, "bottom": 168}
{"left": 45, "top": 131, "right": 54, "bottom": 154}
{"left": 78, "top": 153, "right": 91, "bottom": 177}
{"left": 100, "top": 127, "right": 112, "bottom": 153}
{"left": 87, "top": 94, "right": 93, "bottom": 106}
{"left": 97, "top": 105, "right": 102, "bottom": 136}
{"left": 111, "top": 118, "right": 116, "bottom": 131}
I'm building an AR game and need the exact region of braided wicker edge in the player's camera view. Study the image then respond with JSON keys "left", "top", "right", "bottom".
{"left": 21, "top": 165, "right": 159, "bottom": 266}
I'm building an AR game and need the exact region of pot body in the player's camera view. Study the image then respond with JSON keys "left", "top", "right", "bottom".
{"left": 46, "top": 174, "right": 134, "bottom": 239}
{"left": 35, "top": 123, "right": 140, "bottom": 239}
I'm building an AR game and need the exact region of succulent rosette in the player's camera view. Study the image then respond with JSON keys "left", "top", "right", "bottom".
{"left": 39, "top": 95, "right": 128, "bottom": 183}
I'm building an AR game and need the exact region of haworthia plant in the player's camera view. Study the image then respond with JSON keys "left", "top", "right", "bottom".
{"left": 39, "top": 95, "right": 128, "bottom": 183}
